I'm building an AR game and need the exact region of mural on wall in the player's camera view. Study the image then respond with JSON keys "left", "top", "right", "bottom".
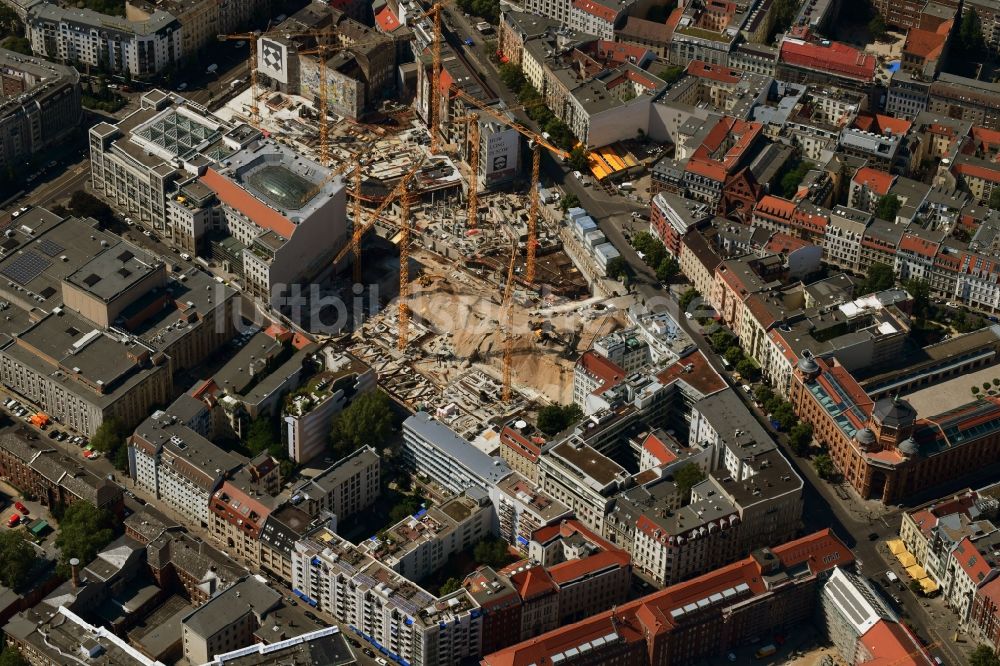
{"left": 299, "top": 58, "right": 364, "bottom": 120}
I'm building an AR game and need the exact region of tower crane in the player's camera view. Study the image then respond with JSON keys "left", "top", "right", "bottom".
{"left": 218, "top": 31, "right": 262, "bottom": 126}
{"left": 448, "top": 84, "right": 574, "bottom": 284}
{"left": 452, "top": 113, "right": 480, "bottom": 229}
{"left": 334, "top": 157, "right": 427, "bottom": 327}
{"left": 398, "top": 185, "right": 413, "bottom": 350}
{"left": 501, "top": 235, "right": 518, "bottom": 403}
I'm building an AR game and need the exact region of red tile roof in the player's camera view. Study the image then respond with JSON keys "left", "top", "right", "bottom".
{"left": 201, "top": 168, "right": 296, "bottom": 238}
{"left": 954, "top": 160, "right": 1000, "bottom": 185}
{"left": 755, "top": 195, "right": 796, "bottom": 221}
{"left": 641, "top": 432, "right": 678, "bottom": 465}
{"left": 858, "top": 620, "right": 935, "bottom": 665}
{"left": 576, "top": 350, "right": 626, "bottom": 396}
{"left": 374, "top": 5, "right": 400, "bottom": 32}
{"left": 899, "top": 233, "right": 940, "bottom": 258}
{"left": 854, "top": 113, "right": 913, "bottom": 137}
{"left": 779, "top": 38, "right": 877, "bottom": 81}
{"left": 765, "top": 233, "right": 811, "bottom": 255}
{"left": 854, "top": 166, "right": 895, "bottom": 195}
{"left": 656, "top": 350, "right": 726, "bottom": 396}
{"left": 509, "top": 565, "right": 557, "bottom": 600}
{"left": 685, "top": 117, "right": 763, "bottom": 184}
{"left": 903, "top": 26, "right": 948, "bottom": 61}
{"left": 953, "top": 537, "right": 994, "bottom": 586}
{"left": 572, "top": 0, "right": 618, "bottom": 21}
{"left": 483, "top": 530, "right": 851, "bottom": 666}
{"left": 687, "top": 60, "right": 741, "bottom": 84}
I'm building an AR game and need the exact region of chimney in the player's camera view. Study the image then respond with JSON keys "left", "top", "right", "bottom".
{"left": 70, "top": 558, "right": 80, "bottom": 589}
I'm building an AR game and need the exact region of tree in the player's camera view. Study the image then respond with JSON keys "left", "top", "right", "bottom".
{"left": 779, "top": 160, "right": 813, "bottom": 198}
{"left": 0, "top": 36, "right": 31, "bottom": 56}
{"left": 990, "top": 188, "right": 1000, "bottom": 211}
{"left": 330, "top": 390, "right": 394, "bottom": 459}
{"left": 970, "top": 645, "right": 1000, "bottom": 666}
{"left": 724, "top": 345, "right": 744, "bottom": 366}
{"left": 0, "top": 532, "right": 37, "bottom": 590}
{"left": 656, "top": 257, "right": 679, "bottom": 283}
{"left": 54, "top": 501, "right": 115, "bottom": 577}
{"left": 973, "top": 386, "right": 982, "bottom": 395}
{"left": 559, "top": 193, "right": 580, "bottom": 212}
{"left": 875, "top": 193, "right": 901, "bottom": 222}
{"left": 113, "top": 444, "right": 129, "bottom": 471}
{"left": 388, "top": 493, "right": 423, "bottom": 524}
{"left": 67, "top": 190, "right": 115, "bottom": 226}
{"left": 247, "top": 414, "right": 279, "bottom": 457}
{"left": 909, "top": 579, "right": 923, "bottom": 595}
{"left": 861, "top": 262, "right": 896, "bottom": 294}
{"left": 736, "top": 359, "right": 758, "bottom": 380}
{"left": 568, "top": 146, "right": 589, "bottom": 172}
{"left": 679, "top": 288, "right": 700, "bottom": 312}
{"left": 439, "top": 577, "right": 463, "bottom": 595}
{"left": 0, "top": 648, "right": 28, "bottom": 666}
{"left": 657, "top": 65, "right": 685, "bottom": 85}
{"left": 904, "top": 278, "right": 931, "bottom": 325}
{"left": 788, "top": 422, "right": 814, "bottom": 455}
{"left": 813, "top": 453, "right": 836, "bottom": 480}
{"left": 674, "top": 463, "right": 706, "bottom": 502}
{"left": 754, "top": 385, "right": 774, "bottom": 404}
{"left": 90, "top": 417, "right": 124, "bottom": 454}
{"left": 473, "top": 537, "right": 515, "bottom": 569}
{"left": 536, "top": 404, "right": 583, "bottom": 436}
{"left": 711, "top": 330, "right": 735, "bottom": 351}
{"left": 773, "top": 403, "right": 798, "bottom": 431}
{"left": 868, "top": 14, "right": 887, "bottom": 40}
{"left": 987, "top": 382, "right": 993, "bottom": 391}
{"left": 605, "top": 256, "right": 629, "bottom": 281}
{"left": 960, "top": 8, "right": 987, "bottom": 58}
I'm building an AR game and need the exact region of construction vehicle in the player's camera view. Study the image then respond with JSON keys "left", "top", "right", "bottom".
{"left": 448, "top": 84, "right": 574, "bottom": 284}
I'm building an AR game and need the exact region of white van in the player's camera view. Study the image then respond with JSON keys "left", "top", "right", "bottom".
{"left": 180, "top": 252, "right": 191, "bottom": 261}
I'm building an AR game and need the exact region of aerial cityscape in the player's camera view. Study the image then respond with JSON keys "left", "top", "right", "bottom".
{"left": 0, "top": 0, "right": 1000, "bottom": 663}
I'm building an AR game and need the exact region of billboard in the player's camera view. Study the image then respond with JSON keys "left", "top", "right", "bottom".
{"left": 258, "top": 37, "right": 288, "bottom": 84}
{"left": 482, "top": 125, "right": 519, "bottom": 187}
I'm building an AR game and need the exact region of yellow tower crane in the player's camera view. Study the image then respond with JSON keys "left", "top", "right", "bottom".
{"left": 501, "top": 236, "right": 518, "bottom": 402}
{"left": 453, "top": 113, "right": 480, "bottom": 229}
{"left": 448, "top": 84, "right": 575, "bottom": 283}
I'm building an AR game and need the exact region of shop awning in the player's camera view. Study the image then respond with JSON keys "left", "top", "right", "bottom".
{"left": 920, "top": 578, "right": 939, "bottom": 594}
{"left": 897, "top": 551, "right": 917, "bottom": 568}
{"left": 887, "top": 539, "right": 906, "bottom": 555}
{"left": 906, "top": 564, "right": 928, "bottom": 580}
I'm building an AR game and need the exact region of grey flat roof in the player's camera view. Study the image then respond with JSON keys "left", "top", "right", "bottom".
{"left": 64, "top": 240, "right": 162, "bottom": 303}
{"left": 182, "top": 577, "right": 281, "bottom": 639}
{"left": 404, "top": 412, "right": 512, "bottom": 485}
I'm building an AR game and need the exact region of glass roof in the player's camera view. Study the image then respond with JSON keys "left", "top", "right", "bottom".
{"left": 134, "top": 110, "right": 220, "bottom": 157}
{"left": 246, "top": 165, "right": 315, "bottom": 211}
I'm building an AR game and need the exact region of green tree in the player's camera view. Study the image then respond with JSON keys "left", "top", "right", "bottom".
{"left": 473, "top": 537, "right": 515, "bottom": 569}
{"left": 788, "top": 422, "right": 814, "bottom": 455}
{"left": 960, "top": 8, "right": 987, "bottom": 58}
{"left": 656, "top": 65, "right": 685, "bottom": 85}
{"left": 439, "top": 577, "right": 463, "bottom": 595}
{"left": 990, "top": 188, "right": 1000, "bottom": 211}
{"left": 90, "top": 417, "right": 124, "bottom": 454}
{"left": 246, "top": 414, "right": 279, "bottom": 456}
{"left": 67, "top": 190, "right": 115, "bottom": 226}
{"left": 0, "top": 36, "right": 30, "bottom": 56}
{"left": 605, "top": 256, "right": 629, "bottom": 281}
{"left": 754, "top": 385, "right": 774, "bottom": 404}
{"left": 113, "top": 444, "right": 129, "bottom": 471}
{"left": 388, "top": 493, "right": 424, "bottom": 523}
{"left": 769, "top": 0, "right": 800, "bottom": 40}
{"left": 813, "top": 453, "right": 836, "bottom": 480}
{"left": 868, "top": 14, "right": 887, "bottom": 40}
{"left": 875, "top": 193, "right": 901, "bottom": 221}
{"left": 0, "top": 648, "right": 28, "bottom": 666}
{"left": 773, "top": 403, "right": 798, "bottom": 431}
{"left": 736, "top": 358, "right": 758, "bottom": 380}
{"left": 536, "top": 403, "right": 583, "bottom": 436}
{"left": 908, "top": 579, "right": 923, "bottom": 595}
{"left": 861, "top": 262, "right": 896, "bottom": 294}
{"left": 679, "top": 288, "right": 700, "bottom": 311}
{"left": 656, "top": 257, "right": 679, "bottom": 283}
{"left": 674, "top": 463, "right": 706, "bottom": 502}
{"left": 973, "top": 386, "right": 982, "bottom": 395}
{"left": 0, "top": 532, "right": 38, "bottom": 590}
{"left": 330, "top": 390, "right": 394, "bottom": 459}
{"left": 54, "top": 501, "right": 115, "bottom": 577}
{"left": 711, "top": 330, "right": 735, "bottom": 351}
{"left": 724, "top": 345, "right": 744, "bottom": 365}
{"left": 970, "top": 645, "right": 1000, "bottom": 666}
{"left": 904, "top": 278, "right": 931, "bottom": 325}
{"left": 559, "top": 193, "right": 580, "bottom": 212}
{"left": 568, "top": 146, "right": 589, "bottom": 172}
{"left": 779, "top": 160, "right": 813, "bottom": 198}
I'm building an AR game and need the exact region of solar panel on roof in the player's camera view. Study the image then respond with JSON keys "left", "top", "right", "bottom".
{"left": 36, "top": 238, "right": 64, "bottom": 257}
{"left": 1, "top": 251, "right": 50, "bottom": 285}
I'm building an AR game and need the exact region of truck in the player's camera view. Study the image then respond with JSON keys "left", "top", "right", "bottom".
{"left": 475, "top": 20, "right": 492, "bottom": 33}
{"left": 754, "top": 644, "right": 777, "bottom": 659}
{"left": 885, "top": 570, "right": 899, "bottom": 584}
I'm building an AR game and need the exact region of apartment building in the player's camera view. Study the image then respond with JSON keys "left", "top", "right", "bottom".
{"left": 651, "top": 191, "right": 712, "bottom": 259}
{"left": 483, "top": 530, "right": 853, "bottom": 666}
{"left": 492, "top": 473, "right": 572, "bottom": 553}
{"left": 28, "top": 3, "right": 182, "bottom": 76}
{"left": 283, "top": 352, "right": 375, "bottom": 463}
{"left": 498, "top": 418, "right": 549, "bottom": 483}
{"left": 401, "top": 411, "right": 513, "bottom": 495}
{"left": 287, "top": 446, "right": 380, "bottom": 522}
{"left": 209, "top": 479, "right": 273, "bottom": 567}
{"left": 538, "top": 438, "right": 629, "bottom": 534}
{"left": 363, "top": 492, "right": 492, "bottom": 581}
{"left": 181, "top": 577, "right": 283, "bottom": 664}
{"left": 0, "top": 49, "right": 82, "bottom": 169}
{"left": 292, "top": 527, "right": 484, "bottom": 666}
{"left": 130, "top": 410, "right": 247, "bottom": 526}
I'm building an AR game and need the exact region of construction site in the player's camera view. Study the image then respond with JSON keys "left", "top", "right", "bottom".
{"left": 209, "top": 22, "right": 624, "bottom": 429}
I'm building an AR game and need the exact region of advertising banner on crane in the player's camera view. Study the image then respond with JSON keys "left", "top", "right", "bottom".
{"left": 258, "top": 37, "right": 288, "bottom": 84}
{"left": 483, "top": 125, "right": 519, "bottom": 187}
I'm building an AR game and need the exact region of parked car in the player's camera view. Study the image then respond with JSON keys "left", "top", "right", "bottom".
{"left": 7, "top": 514, "right": 19, "bottom": 528}
{"left": 14, "top": 501, "right": 27, "bottom": 514}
